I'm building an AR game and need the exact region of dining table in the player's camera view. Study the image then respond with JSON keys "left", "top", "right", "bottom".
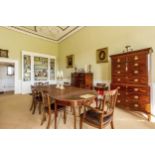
{"left": 36, "top": 85, "right": 97, "bottom": 129}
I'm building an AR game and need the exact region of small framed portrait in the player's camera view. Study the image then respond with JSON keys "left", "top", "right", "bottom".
{"left": 96, "top": 47, "right": 108, "bottom": 63}
{"left": 66, "top": 55, "right": 74, "bottom": 68}
{"left": 0, "top": 49, "right": 9, "bottom": 58}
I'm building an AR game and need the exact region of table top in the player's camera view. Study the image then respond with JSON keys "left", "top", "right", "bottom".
{"left": 35, "top": 85, "right": 97, "bottom": 105}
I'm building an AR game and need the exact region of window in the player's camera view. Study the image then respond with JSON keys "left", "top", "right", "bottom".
{"left": 7, "top": 66, "right": 14, "bottom": 76}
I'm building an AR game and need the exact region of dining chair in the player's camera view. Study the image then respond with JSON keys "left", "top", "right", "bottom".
{"left": 30, "top": 86, "right": 42, "bottom": 114}
{"left": 40, "top": 90, "right": 67, "bottom": 129}
{"left": 80, "top": 88, "right": 118, "bottom": 129}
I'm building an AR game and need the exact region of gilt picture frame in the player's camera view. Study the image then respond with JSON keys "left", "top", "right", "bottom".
{"left": 0, "top": 49, "right": 9, "bottom": 58}
{"left": 66, "top": 54, "right": 74, "bottom": 68}
{"left": 96, "top": 47, "right": 108, "bottom": 63}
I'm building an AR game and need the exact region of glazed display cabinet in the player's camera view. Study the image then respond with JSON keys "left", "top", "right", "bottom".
{"left": 22, "top": 51, "right": 56, "bottom": 94}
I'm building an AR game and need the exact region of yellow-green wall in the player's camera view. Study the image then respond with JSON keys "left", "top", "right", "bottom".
{"left": 0, "top": 27, "right": 58, "bottom": 79}
{"left": 1, "top": 26, "right": 155, "bottom": 83}
{"left": 59, "top": 26, "right": 155, "bottom": 82}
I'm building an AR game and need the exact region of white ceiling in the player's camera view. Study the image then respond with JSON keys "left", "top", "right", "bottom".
{"left": 7, "top": 26, "right": 82, "bottom": 43}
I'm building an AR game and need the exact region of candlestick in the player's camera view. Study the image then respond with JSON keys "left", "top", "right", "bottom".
{"left": 56, "top": 71, "right": 60, "bottom": 88}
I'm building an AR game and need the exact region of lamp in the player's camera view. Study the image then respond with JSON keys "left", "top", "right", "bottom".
{"left": 56, "top": 71, "right": 61, "bottom": 88}
{"left": 59, "top": 70, "right": 64, "bottom": 89}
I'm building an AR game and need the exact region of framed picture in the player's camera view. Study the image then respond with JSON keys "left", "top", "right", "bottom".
{"left": 66, "top": 55, "right": 74, "bottom": 68}
{"left": 0, "top": 49, "right": 9, "bottom": 58}
{"left": 96, "top": 47, "right": 108, "bottom": 63}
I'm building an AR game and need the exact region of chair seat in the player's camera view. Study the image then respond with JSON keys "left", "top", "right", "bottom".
{"left": 80, "top": 109, "right": 112, "bottom": 126}
{"left": 44, "top": 104, "right": 65, "bottom": 111}
{"left": 36, "top": 96, "right": 42, "bottom": 102}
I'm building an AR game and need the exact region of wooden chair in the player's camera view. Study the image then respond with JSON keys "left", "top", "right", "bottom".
{"left": 40, "top": 90, "right": 67, "bottom": 129}
{"left": 30, "top": 86, "right": 42, "bottom": 114}
{"left": 80, "top": 88, "right": 118, "bottom": 129}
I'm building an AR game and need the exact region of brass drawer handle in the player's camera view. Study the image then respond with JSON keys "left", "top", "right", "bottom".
{"left": 118, "top": 93, "right": 120, "bottom": 96}
{"left": 134, "top": 104, "right": 139, "bottom": 107}
{"left": 134, "top": 79, "right": 139, "bottom": 82}
{"left": 117, "top": 71, "right": 121, "bottom": 74}
{"left": 117, "top": 59, "right": 120, "bottom": 62}
{"left": 134, "top": 70, "right": 139, "bottom": 74}
{"left": 117, "top": 78, "right": 121, "bottom": 81}
{"left": 117, "top": 65, "right": 121, "bottom": 68}
{"left": 134, "top": 63, "right": 139, "bottom": 66}
{"left": 134, "top": 56, "right": 139, "bottom": 60}
{"left": 117, "top": 100, "right": 121, "bottom": 103}
{"left": 134, "top": 88, "right": 139, "bottom": 91}
{"left": 134, "top": 95, "right": 139, "bottom": 99}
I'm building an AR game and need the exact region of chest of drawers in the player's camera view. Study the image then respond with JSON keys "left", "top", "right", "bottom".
{"left": 110, "top": 48, "right": 152, "bottom": 120}
{"left": 71, "top": 72, "right": 93, "bottom": 89}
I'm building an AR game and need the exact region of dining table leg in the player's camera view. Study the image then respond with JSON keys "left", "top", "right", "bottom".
{"left": 72, "top": 105, "right": 77, "bottom": 129}
{"left": 54, "top": 100, "right": 57, "bottom": 129}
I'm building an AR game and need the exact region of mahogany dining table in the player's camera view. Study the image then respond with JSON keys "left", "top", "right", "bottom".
{"left": 35, "top": 85, "right": 97, "bottom": 129}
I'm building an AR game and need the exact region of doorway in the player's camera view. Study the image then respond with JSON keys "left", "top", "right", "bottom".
{"left": 0, "top": 62, "right": 15, "bottom": 94}
{"left": 0, "top": 58, "right": 19, "bottom": 94}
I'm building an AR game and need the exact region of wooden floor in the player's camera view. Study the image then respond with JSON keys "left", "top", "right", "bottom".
{"left": 0, "top": 94, "right": 155, "bottom": 129}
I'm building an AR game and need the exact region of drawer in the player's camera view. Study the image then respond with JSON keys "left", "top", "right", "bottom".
{"left": 127, "top": 52, "right": 147, "bottom": 63}
{"left": 127, "top": 76, "right": 148, "bottom": 85}
{"left": 126, "top": 94, "right": 150, "bottom": 105}
{"left": 112, "top": 56, "right": 126, "bottom": 64}
{"left": 111, "top": 84, "right": 125, "bottom": 91}
{"left": 112, "top": 66, "right": 126, "bottom": 75}
{"left": 128, "top": 101, "right": 150, "bottom": 113}
{"left": 112, "top": 76, "right": 127, "bottom": 83}
{"left": 127, "top": 86, "right": 150, "bottom": 96}
{"left": 128, "top": 62, "right": 147, "bottom": 76}
{"left": 79, "top": 73, "right": 85, "bottom": 77}
{"left": 116, "top": 96, "right": 125, "bottom": 107}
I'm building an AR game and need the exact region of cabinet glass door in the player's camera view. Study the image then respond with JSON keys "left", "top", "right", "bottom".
{"left": 23, "top": 55, "right": 31, "bottom": 81}
{"left": 50, "top": 58, "right": 55, "bottom": 80}
{"left": 34, "top": 56, "right": 48, "bottom": 81}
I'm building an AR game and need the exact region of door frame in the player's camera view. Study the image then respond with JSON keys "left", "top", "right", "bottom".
{"left": 0, "top": 58, "right": 19, "bottom": 94}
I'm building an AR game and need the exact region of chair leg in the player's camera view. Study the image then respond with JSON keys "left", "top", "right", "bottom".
{"left": 78, "top": 105, "right": 82, "bottom": 115}
{"left": 32, "top": 102, "right": 36, "bottom": 114}
{"left": 41, "top": 111, "right": 46, "bottom": 125}
{"left": 46, "top": 113, "right": 51, "bottom": 129}
{"left": 30, "top": 101, "right": 34, "bottom": 111}
{"left": 80, "top": 117, "right": 83, "bottom": 129}
{"left": 63, "top": 107, "right": 67, "bottom": 124}
{"left": 38, "top": 102, "right": 42, "bottom": 114}
{"left": 72, "top": 107, "right": 77, "bottom": 129}
{"left": 111, "top": 121, "right": 114, "bottom": 129}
